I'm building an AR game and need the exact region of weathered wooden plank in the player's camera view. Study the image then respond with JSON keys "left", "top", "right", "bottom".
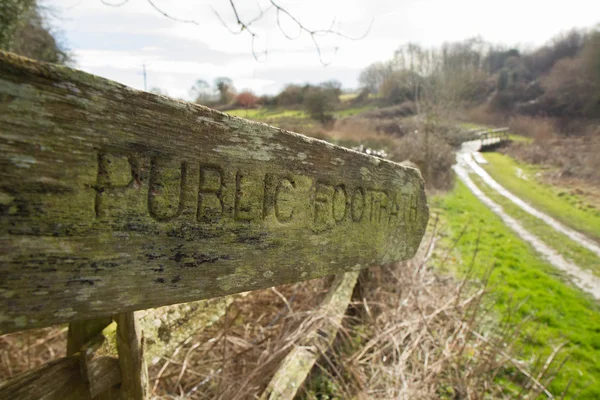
{"left": 67, "top": 317, "right": 113, "bottom": 356}
{"left": 68, "top": 317, "right": 117, "bottom": 399}
{"left": 78, "top": 321, "right": 121, "bottom": 398}
{"left": 260, "top": 272, "right": 359, "bottom": 400}
{"left": 0, "top": 298, "right": 236, "bottom": 400}
{"left": 139, "top": 295, "right": 238, "bottom": 365}
{"left": 0, "top": 356, "right": 89, "bottom": 400}
{"left": 0, "top": 51, "right": 429, "bottom": 333}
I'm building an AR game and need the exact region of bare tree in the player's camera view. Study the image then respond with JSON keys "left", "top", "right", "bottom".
{"left": 214, "top": 77, "right": 235, "bottom": 105}
{"left": 358, "top": 61, "right": 392, "bottom": 93}
{"left": 1, "top": 0, "right": 71, "bottom": 64}
{"left": 0, "top": 0, "right": 35, "bottom": 49}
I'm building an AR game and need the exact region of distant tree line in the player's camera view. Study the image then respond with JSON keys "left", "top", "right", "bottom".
{"left": 358, "top": 28, "right": 600, "bottom": 118}
{"left": 190, "top": 78, "right": 344, "bottom": 123}
{"left": 1, "top": 0, "right": 71, "bottom": 65}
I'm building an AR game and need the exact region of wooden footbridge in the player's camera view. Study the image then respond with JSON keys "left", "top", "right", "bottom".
{"left": 470, "top": 127, "right": 510, "bottom": 151}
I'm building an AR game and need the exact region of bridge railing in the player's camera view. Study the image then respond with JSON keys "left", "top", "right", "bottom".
{"left": 466, "top": 127, "right": 510, "bottom": 147}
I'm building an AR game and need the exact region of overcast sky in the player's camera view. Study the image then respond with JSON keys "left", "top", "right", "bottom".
{"left": 51, "top": 0, "right": 599, "bottom": 99}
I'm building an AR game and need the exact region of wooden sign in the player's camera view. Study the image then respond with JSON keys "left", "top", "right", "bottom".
{"left": 0, "top": 52, "right": 429, "bottom": 333}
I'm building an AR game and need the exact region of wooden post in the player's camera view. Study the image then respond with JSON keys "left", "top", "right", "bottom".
{"left": 78, "top": 322, "right": 121, "bottom": 398}
{"left": 260, "top": 272, "right": 360, "bottom": 399}
{"left": 67, "top": 318, "right": 112, "bottom": 356}
{"left": 115, "top": 312, "right": 148, "bottom": 400}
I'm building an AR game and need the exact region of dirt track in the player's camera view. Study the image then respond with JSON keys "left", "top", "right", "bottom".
{"left": 454, "top": 141, "right": 600, "bottom": 300}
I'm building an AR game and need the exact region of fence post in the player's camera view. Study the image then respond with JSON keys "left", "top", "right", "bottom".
{"left": 115, "top": 312, "right": 148, "bottom": 400}
{"left": 67, "top": 318, "right": 113, "bottom": 357}
{"left": 67, "top": 318, "right": 118, "bottom": 399}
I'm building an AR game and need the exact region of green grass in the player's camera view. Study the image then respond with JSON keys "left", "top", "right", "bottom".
{"left": 432, "top": 181, "right": 600, "bottom": 399}
{"left": 469, "top": 172, "right": 600, "bottom": 277}
{"left": 459, "top": 122, "right": 486, "bottom": 130}
{"left": 339, "top": 92, "right": 359, "bottom": 102}
{"left": 226, "top": 108, "right": 308, "bottom": 120}
{"left": 508, "top": 133, "right": 533, "bottom": 143}
{"left": 333, "top": 105, "right": 376, "bottom": 118}
{"left": 226, "top": 105, "right": 376, "bottom": 121}
{"left": 481, "top": 152, "right": 600, "bottom": 241}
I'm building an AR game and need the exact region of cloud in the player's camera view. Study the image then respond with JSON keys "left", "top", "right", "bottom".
{"left": 52, "top": 0, "right": 599, "bottom": 99}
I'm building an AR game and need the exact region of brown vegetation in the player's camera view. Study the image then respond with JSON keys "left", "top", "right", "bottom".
{"left": 235, "top": 91, "right": 259, "bottom": 109}
{"left": 333, "top": 103, "right": 417, "bottom": 137}
{"left": 302, "top": 229, "right": 567, "bottom": 399}
{"left": 390, "top": 131, "right": 455, "bottom": 191}
{"left": 464, "top": 108, "right": 600, "bottom": 185}
{"left": 1, "top": 227, "right": 567, "bottom": 399}
{"left": 505, "top": 129, "right": 600, "bottom": 185}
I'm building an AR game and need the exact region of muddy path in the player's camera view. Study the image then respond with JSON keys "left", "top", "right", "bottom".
{"left": 454, "top": 141, "right": 600, "bottom": 300}
{"left": 464, "top": 151, "right": 600, "bottom": 258}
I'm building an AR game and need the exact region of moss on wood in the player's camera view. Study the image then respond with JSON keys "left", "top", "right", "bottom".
{"left": 0, "top": 51, "right": 429, "bottom": 333}
{"left": 261, "top": 272, "right": 359, "bottom": 400}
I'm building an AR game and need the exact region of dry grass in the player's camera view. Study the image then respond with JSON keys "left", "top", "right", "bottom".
{"left": 0, "top": 326, "right": 67, "bottom": 382}
{"left": 504, "top": 134, "right": 600, "bottom": 184}
{"left": 300, "top": 225, "right": 568, "bottom": 399}
{"left": 146, "top": 223, "right": 568, "bottom": 399}
{"left": 462, "top": 108, "right": 600, "bottom": 184}
{"left": 507, "top": 115, "right": 557, "bottom": 140}
{"left": 463, "top": 106, "right": 507, "bottom": 128}
{"left": 390, "top": 131, "right": 456, "bottom": 191}
{"left": 0, "top": 226, "right": 568, "bottom": 399}
{"left": 331, "top": 103, "right": 418, "bottom": 139}
{"left": 500, "top": 117, "right": 600, "bottom": 184}
{"left": 147, "top": 277, "right": 334, "bottom": 399}
{"left": 329, "top": 118, "right": 397, "bottom": 143}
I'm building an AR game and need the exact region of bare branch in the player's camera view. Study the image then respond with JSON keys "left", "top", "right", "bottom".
{"left": 99, "top": 0, "right": 371, "bottom": 65}
{"left": 146, "top": 0, "right": 200, "bottom": 25}
{"left": 100, "top": 0, "right": 129, "bottom": 7}
{"left": 275, "top": 8, "right": 302, "bottom": 40}
{"left": 210, "top": 6, "right": 245, "bottom": 35}
{"left": 250, "top": 35, "right": 268, "bottom": 63}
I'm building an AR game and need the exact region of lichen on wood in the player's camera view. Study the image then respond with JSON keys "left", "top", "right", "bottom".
{"left": 0, "top": 51, "right": 429, "bottom": 333}
{"left": 260, "top": 271, "right": 359, "bottom": 400}
{"left": 115, "top": 312, "right": 148, "bottom": 400}
{"left": 79, "top": 321, "right": 120, "bottom": 398}
{"left": 138, "top": 295, "right": 239, "bottom": 365}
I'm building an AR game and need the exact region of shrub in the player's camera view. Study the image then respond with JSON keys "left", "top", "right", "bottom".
{"left": 303, "top": 87, "right": 339, "bottom": 123}
{"left": 235, "top": 91, "right": 259, "bottom": 108}
{"left": 390, "top": 130, "right": 455, "bottom": 191}
{"left": 380, "top": 71, "right": 421, "bottom": 104}
{"left": 275, "top": 84, "right": 306, "bottom": 106}
{"left": 508, "top": 115, "right": 556, "bottom": 139}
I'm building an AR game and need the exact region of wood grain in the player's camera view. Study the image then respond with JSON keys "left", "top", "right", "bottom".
{"left": 0, "top": 356, "right": 89, "bottom": 400}
{"left": 0, "top": 51, "right": 429, "bottom": 333}
{"left": 115, "top": 312, "right": 148, "bottom": 400}
{"left": 261, "top": 272, "right": 359, "bottom": 400}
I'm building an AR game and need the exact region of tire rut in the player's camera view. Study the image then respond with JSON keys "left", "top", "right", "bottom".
{"left": 454, "top": 142, "right": 600, "bottom": 300}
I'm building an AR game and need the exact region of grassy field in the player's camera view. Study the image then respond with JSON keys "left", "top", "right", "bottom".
{"left": 225, "top": 105, "right": 376, "bottom": 121}
{"left": 469, "top": 173, "right": 600, "bottom": 277}
{"left": 508, "top": 133, "right": 534, "bottom": 143}
{"left": 334, "top": 105, "right": 375, "bottom": 117}
{"left": 431, "top": 181, "right": 600, "bottom": 399}
{"left": 225, "top": 108, "right": 308, "bottom": 120}
{"left": 481, "top": 152, "right": 600, "bottom": 241}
